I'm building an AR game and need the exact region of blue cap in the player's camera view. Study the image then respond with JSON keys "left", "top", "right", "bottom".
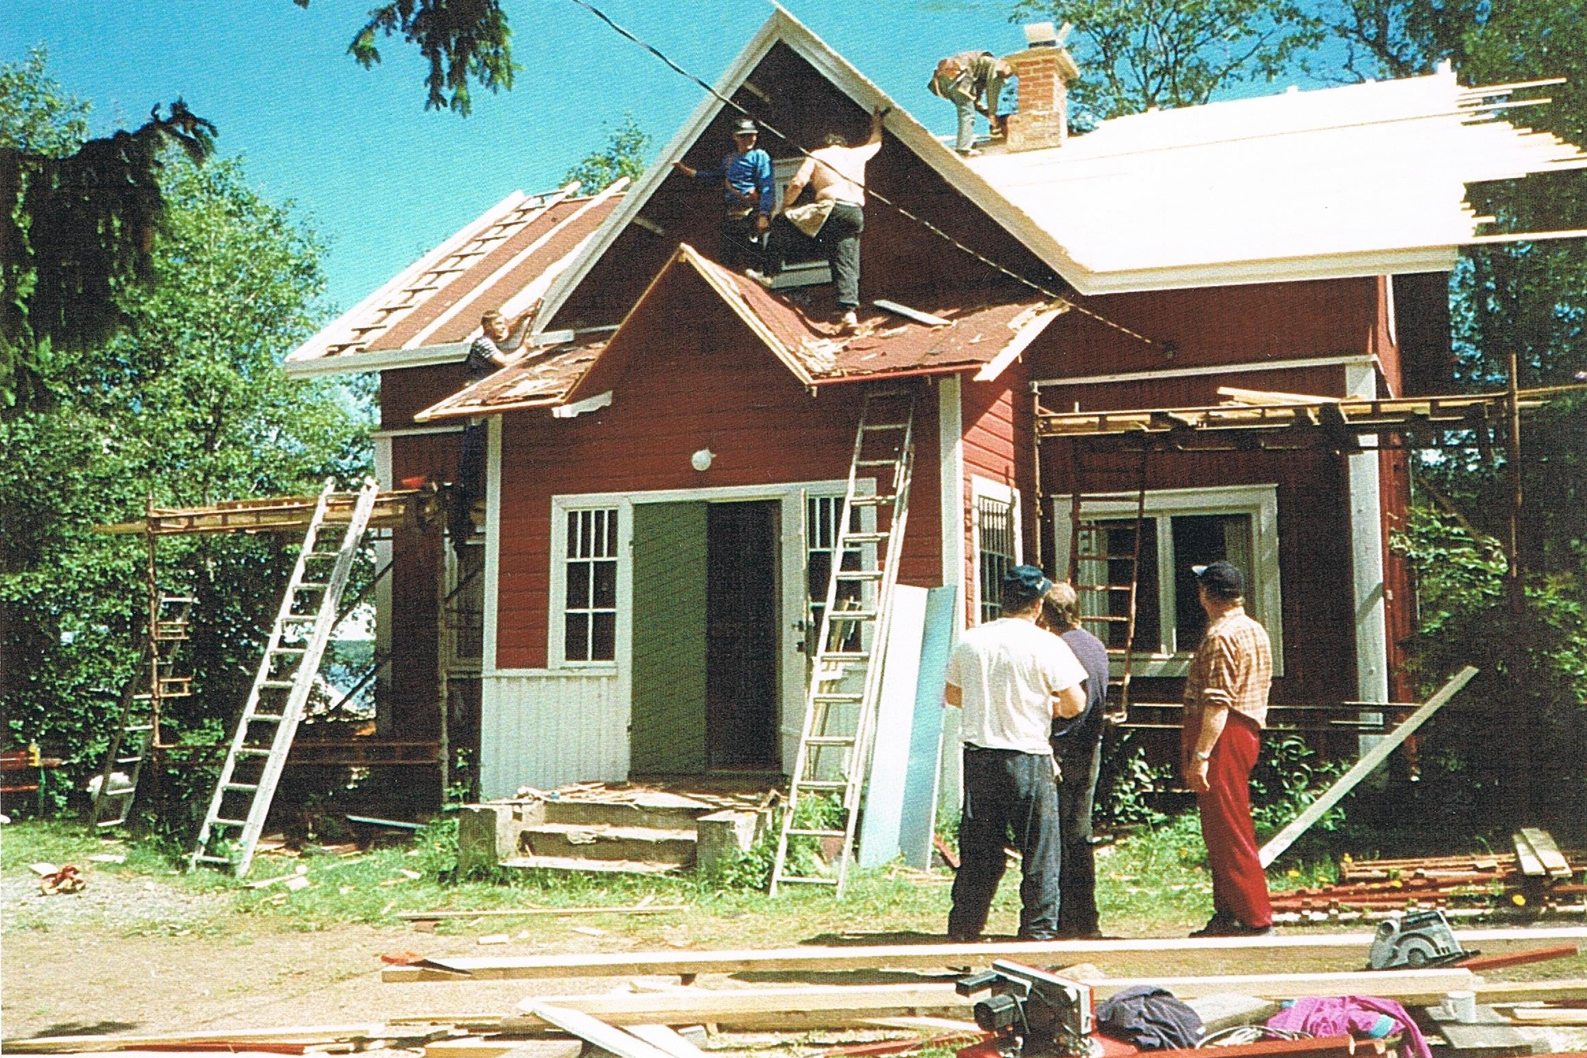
{"left": 1003, "top": 564, "right": 1053, "bottom": 601}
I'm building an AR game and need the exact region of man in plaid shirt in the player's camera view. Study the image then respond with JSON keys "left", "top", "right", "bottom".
{"left": 1181, "top": 561, "right": 1274, "bottom": 936}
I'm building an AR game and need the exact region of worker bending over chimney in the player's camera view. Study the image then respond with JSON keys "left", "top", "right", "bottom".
{"left": 929, "top": 51, "right": 1014, "bottom": 156}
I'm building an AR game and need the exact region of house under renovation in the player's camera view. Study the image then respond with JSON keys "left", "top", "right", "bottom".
{"left": 280, "top": 9, "right": 1586, "bottom": 811}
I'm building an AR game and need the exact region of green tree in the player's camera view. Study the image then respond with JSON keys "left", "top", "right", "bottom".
{"left": 1008, "top": 0, "right": 1324, "bottom": 120}
{"left": 0, "top": 60, "right": 367, "bottom": 822}
{"left": 1322, "top": 0, "right": 1587, "bottom": 832}
{"left": 562, "top": 116, "right": 652, "bottom": 190}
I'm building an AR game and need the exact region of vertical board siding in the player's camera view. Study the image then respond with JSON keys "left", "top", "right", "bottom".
{"left": 381, "top": 363, "right": 471, "bottom": 428}
{"left": 480, "top": 672, "right": 625, "bottom": 796}
{"left": 496, "top": 264, "right": 941, "bottom": 669}
{"left": 631, "top": 502, "right": 709, "bottom": 773}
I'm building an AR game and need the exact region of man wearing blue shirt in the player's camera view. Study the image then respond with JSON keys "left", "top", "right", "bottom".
{"left": 674, "top": 118, "right": 776, "bottom": 272}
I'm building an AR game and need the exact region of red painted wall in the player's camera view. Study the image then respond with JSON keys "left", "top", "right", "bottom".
{"left": 496, "top": 264, "right": 942, "bottom": 669}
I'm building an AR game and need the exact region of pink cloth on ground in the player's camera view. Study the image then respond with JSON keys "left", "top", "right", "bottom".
{"left": 1267, "top": 995, "right": 1430, "bottom": 1058}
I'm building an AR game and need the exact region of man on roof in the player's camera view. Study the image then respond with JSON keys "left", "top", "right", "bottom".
{"left": 928, "top": 51, "right": 1013, "bottom": 156}
{"left": 673, "top": 117, "right": 777, "bottom": 272}
{"left": 752, "top": 107, "right": 888, "bottom": 331}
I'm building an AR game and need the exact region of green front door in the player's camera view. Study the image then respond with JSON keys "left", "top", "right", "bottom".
{"left": 630, "top": 502, "right": 708, "bottom": 774}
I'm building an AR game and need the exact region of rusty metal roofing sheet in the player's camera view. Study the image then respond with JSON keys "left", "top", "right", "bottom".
{"left": 413, "top": 339, "right": 609, "bottom": 421}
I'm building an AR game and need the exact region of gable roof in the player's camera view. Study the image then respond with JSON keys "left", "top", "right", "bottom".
{"left": 529, "top": 4, "right": 1078, "bottom": 335}
{"left": 965, "top": 71, "right": 1587, "bottom": 293}
{"left": 414, "top": 244, "right": 1063, "bottom": 421}
{"left": 284, "top": 182, "right": 625, "bottom": 377}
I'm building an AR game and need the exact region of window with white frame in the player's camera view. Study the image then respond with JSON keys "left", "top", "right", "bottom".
{"left": 1053, "top": 485, "right": 1282, "bottom": 675}
{"left": 972, "top": 478, "right": 1021, "bottom": 624}
{"left": 562, "top": 507, "right": 619, "bottom": 663}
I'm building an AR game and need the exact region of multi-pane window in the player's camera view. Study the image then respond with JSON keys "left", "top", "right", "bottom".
{"left": 976, "top": 494, "right": 1017, "bottom": 623}
{"left": 805, "top": 494, "right": 863, "bottom": 654}
{"left": 564, "top": 508, "right": 618, "bottom": 662}
{"left": 1058, "top": 485, "right": 1281, "bottom": 673}
{"left": 447, "top": 540, "right": 485, "bottom": 667}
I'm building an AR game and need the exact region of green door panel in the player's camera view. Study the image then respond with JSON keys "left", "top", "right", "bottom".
{"left": 631, "top": 502, "right": 708, "bottom": 774}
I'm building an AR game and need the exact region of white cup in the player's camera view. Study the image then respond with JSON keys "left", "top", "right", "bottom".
{"left": 1442, "top": 990, "right": 1477, "bottom": 1023}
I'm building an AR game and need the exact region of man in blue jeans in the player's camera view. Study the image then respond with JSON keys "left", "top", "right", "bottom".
{"left": 944, "top": 565, "right": 1088, "bottom": 941}
{"left": 673, "top": 118, "right": 776, "bottom": 271}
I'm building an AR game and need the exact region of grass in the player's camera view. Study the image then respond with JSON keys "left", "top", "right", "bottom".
{"left": 0, "top": 813, "right": 1252, "bottom": 942}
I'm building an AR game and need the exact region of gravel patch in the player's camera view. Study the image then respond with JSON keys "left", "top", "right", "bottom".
{"left": 1, "top": 869, "right": 229, "bottom": 934}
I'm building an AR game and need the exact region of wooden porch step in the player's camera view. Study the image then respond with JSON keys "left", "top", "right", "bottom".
{"left": 498, "top": 854, "right": 683, "bottom": 875}
{"left": 518, "top": 822, "right": 698, "bottom": 865}
{"left": 541, "top": 794, "right": 719, "bottom": 831}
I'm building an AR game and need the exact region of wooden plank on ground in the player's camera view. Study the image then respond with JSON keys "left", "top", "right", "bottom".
{"left": 0, "top": 1026, "right": 387, "bottom": 1054}
{"left": 624, "top": 1024, "right": 711, "bottom": 1058}
{"left": 508, "top": 970, "right": 1475, "bottom": 1028}
{"left": 396, "top": 905, "right": 689, "bottom": 920}
{"left": 1258, "top": 666, "right": 1478, "bottom": 867}
{"left": 1474, "top": 978, "right": 1587, "bottom": 1002}
{"left": 425, "top": 1042, "right": 583, "bottom": 1058}
{"left": 1513, "top": 832, "right": 1548, "bottom": 878}
{"left": 1518, "top": 828, "right": 1573, "bottom": 879}
{"left": 381, "top": 926, "right": 1587, "bottom": 982}
{"left": 525, "top": 1006, "right": 673, "bottom": 1058}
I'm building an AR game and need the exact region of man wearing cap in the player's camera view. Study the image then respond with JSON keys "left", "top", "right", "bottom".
{"left": 1182, "top": 561, "right": 1274, "bottom": 937}
{"left": 673, "top": 118, "right": 776, "bottom": 272}
{"left": 944, "top": 565, "right": 1090, "bottom": 941}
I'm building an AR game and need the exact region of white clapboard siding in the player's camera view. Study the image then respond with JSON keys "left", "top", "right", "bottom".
{"left": 481, "top": 671, "right": 627, "bottom": 797}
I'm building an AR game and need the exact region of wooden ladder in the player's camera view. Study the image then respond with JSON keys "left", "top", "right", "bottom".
{"left": 1067, "top": 443, "right": 1150, "bottom": 722}
{"left": 90, "top": 593, "right": 195, "bottom": 828}
{"left": 189, "top": 479, "right": 379, "bottom": 876}
{"left": 770, "top": 389, "right": 916, "bottom": 897}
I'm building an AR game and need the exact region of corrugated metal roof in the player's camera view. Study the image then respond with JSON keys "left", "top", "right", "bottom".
{"left": 415, "top": 243, "right": 1064, "bottom": 421}
{"left": 965, "top": 71, "right": 1587, "bottom": 292}
{"left": 285, "top": 183, "right": 624, "bottom": 376}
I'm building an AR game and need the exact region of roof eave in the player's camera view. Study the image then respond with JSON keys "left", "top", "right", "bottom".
{"left": 282, "top": 342, "right": 471, "bottom": 379}
{"left": 1065, "top": 246, "right": 1464, "bottom": 296}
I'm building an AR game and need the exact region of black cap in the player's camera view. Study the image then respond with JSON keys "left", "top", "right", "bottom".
{"left": 732, "top": 118, "right": 759, "bottom": 136}
{"left": 1003, "top": 564, "right": 1054, "bottom": 602}
{"left": 1193, "top": 560, "right": 1245, "bottom": 599}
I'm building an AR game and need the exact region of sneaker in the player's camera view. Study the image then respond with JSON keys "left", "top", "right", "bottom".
{"left": 839, "top": 309, "right": 858, "bottom": 328}
{"left": 744, "top": 268, "right": 775, "bottom": 289}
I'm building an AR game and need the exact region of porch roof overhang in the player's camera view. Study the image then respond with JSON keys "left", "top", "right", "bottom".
{"left": 414, "top": 244, "right": 1066, "bottom": 422}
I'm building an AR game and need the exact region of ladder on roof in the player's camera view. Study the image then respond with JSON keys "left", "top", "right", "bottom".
{"left": 189, "top": 478, "right": 379, "bottom": 876}
{"left": 90, "top": 593, "right": 195, "bottom": 828}
{"left": 1068, "top": 443, "right": 1150, "bottom": 722}
{"left": 771, "top": 389, "right": 916, "bottom": 898}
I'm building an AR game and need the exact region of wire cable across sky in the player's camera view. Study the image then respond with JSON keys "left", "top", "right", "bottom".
{"left": 567, "top": 0, "right": 1163, "bottom": 349}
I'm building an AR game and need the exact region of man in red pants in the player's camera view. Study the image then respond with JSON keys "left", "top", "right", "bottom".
{"left": 1181, "top": 561, "right": 1274, "bottom": 937}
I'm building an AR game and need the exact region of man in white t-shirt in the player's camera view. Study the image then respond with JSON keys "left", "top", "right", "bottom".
{"left": 944, "top": 565, "right": 1089, "bottom": 941}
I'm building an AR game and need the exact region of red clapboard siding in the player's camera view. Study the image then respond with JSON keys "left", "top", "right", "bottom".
{"left": 1025, "top": 277, "right": 1387, "bottom": 380}
{"left": 495, "top": 274, "right": 942, "bottom": 670}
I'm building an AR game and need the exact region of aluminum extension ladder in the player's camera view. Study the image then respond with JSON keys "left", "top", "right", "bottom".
{"left": 189, "top": 479, "right": 379, "bottom": 876}
{"left": 770, "top": 389, "right": 915, "bottom": 897}
{"left": 90, "top": 593, "right": 195, "bottom": 828}
{"left": 1067, "top": 443, "right": 1150, "bottom": 721}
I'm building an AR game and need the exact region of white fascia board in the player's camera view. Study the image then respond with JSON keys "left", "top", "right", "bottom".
{"left": 532, "top": 6, "right": 1091, "bottom": 331}
{"left": 1062, "top": 247, "right": 1462, "bottom": 296}
{"left": 282, "top": 342, "right": 470, "bottom": 379}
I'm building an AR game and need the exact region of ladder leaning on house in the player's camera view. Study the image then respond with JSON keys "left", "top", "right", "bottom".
{"left": 770, "top": 389, "right": 916, "bottom": 898}
{"left": 90, "top": 593, "right": 195, "bottom": 828}
{"left": 1067, "top": 442, "right": 1150, "bottom": 721}
{"left": 189, "top": 478, "right": 379, "bottom": 877}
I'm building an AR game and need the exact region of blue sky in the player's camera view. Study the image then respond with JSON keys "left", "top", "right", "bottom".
{"left": 3, "top": 1, "right": 1340, "bottom": 314}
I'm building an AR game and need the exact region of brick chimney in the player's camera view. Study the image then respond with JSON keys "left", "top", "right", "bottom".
{"left": 1002, "top": 22, "right": 1079, "bottom": 151}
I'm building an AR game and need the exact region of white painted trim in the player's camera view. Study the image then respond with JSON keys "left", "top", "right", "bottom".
{"left": 1345, "top": 363, "right": 1390, "bottom": 707}
{"left": 283, "top": 342, "right": 471, "bottom": 378}
{"left": 482, "top": 417, "right": 503, "bottom": 675}
{"left": 1033, "top": 353, "right": 1376, "bottom": 390}
{"left": 969, "top": 475, "right": 1022, "bottom": 624}
{"left": 1062, "top": 247, "right": 1462, "bottom": 296}
{"left": 370, "top": 423, "right": 466, "bottom": 439}
{"left": 1050, "top": 484, "right": 1284, "bottom": 677}
{"left": 938, "top": 377, "right": 966, "bottom": 636}
{"left": 372, "top": 435, "right": 394, "bottom": 729}
{"left": 973, "top": 305, "right": 1069, "bottom": 383}
{"left": 551, "top": 390, "right": 613, "bottom": 419}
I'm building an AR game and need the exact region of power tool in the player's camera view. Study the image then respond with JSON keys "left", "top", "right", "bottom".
{"left": 955, "top": 960, "right": 1101, "bottom": 1058}
{"left": 1367, "top": 908, "right": 1473, "bottom": 969}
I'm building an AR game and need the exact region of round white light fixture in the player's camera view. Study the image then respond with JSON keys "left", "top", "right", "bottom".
{"left": 690, "top": 448, "right": 715, "bottom": 472}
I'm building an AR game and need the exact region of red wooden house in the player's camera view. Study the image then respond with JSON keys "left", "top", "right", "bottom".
{"left": 285, "top": 10, "right": 1584, "bottom": 800}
